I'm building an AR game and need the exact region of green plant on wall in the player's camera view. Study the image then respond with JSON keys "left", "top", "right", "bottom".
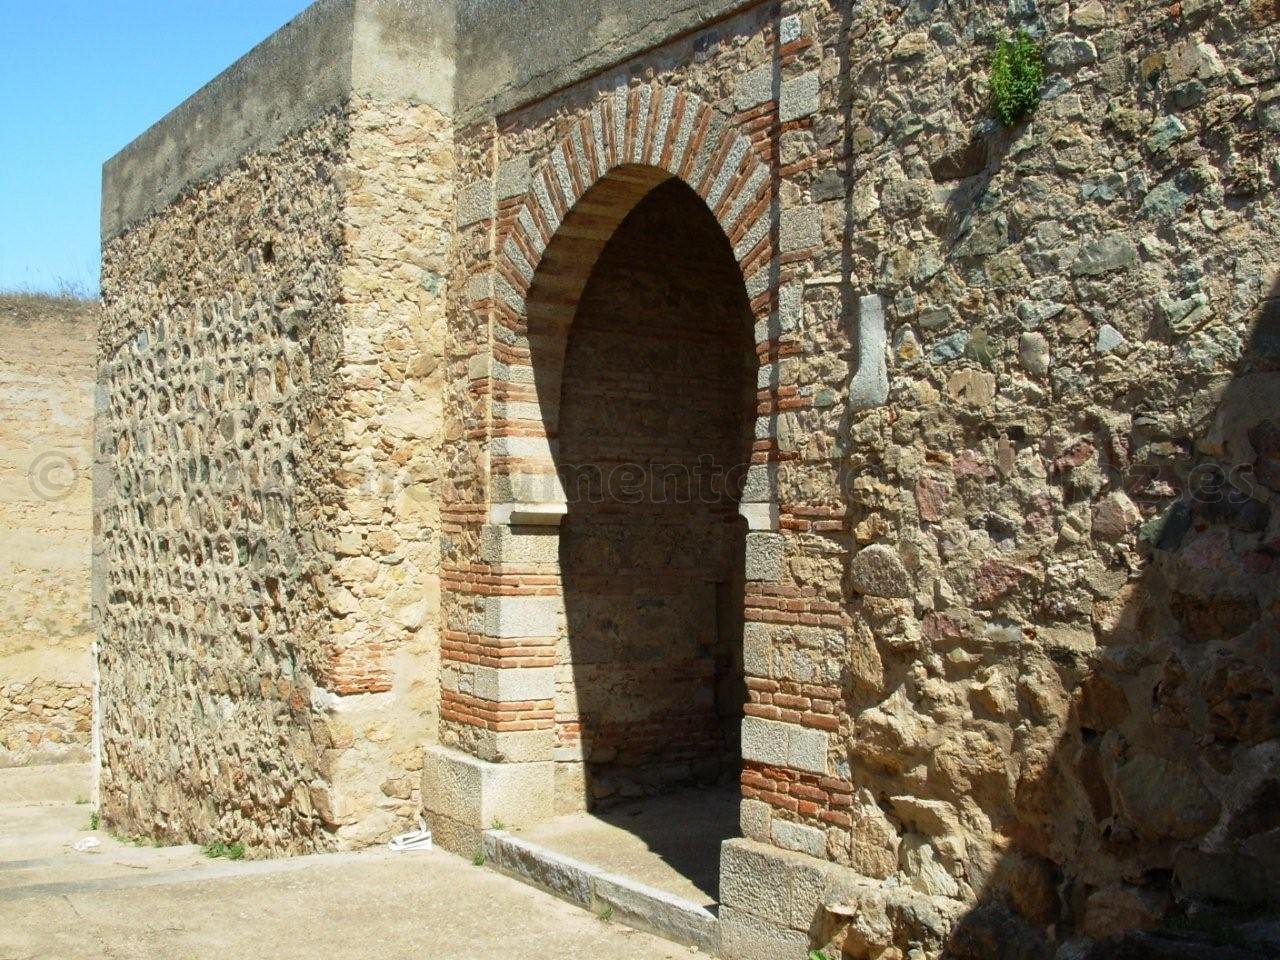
{"left": 990, "top": 29, "right": 1044, "bottom": 126}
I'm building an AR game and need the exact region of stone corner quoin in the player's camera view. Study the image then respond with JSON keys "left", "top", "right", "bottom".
{"left": 95, "top": 0, "right": 1280, "bottom": 957}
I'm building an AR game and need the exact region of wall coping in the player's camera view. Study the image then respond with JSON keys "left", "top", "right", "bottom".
{"left": 101, "top": 0, "right": 456, "bottom": 241}
{"left": 100, "top": 0, "right": 763, "bottom": 241}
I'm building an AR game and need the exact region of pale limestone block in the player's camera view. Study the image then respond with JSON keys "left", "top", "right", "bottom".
{"left": 738, "top": 501, "right": 779, "bottom": 532}
{"left": 420, "top": 745, "right": 554, "bottom": 829}
{"left": 456, "top": 180, "right": 494, "bottom": 228}
{"left": 630, "top": 85, "right": 652, "bottom": 163}
{"left": 719, "top": 906, "right": 811, "bottom": 960}
{"left": 719, "top": 838, "right": 792, "bottom": 924}
{"left": 743, "top": 622, "right": 771, "bottom": 678}
{"left": 787, "top": 724, "right": 829, "bottom": 775}
{"left": 724, "top": 164, "right": 767, "bottom": 230}
{"left": 741, "top": 462, "right": 777, "bottom": 503}
{"left": 612, "top": 86, "right": 628, "bottom": 162}
{"left": 733, "top": 212, "right": 771, "bottom": 262}
{"left": 688, "top": 113, "right": 728, "bottom": 191}
{"left": 706, "top": 136, "right": 749, "bottom": 208}
{"left": 740, "top": 797, "right": 772, "bottom": 842}
{"left": 481, "top": 595, "right": 560, "bottom": 638}
{"left": 472, "top": 666, "right": 556, "bottom": 702}
{"left": 735, "top": 64, "right": 774, "bottom": 111}
{"left": 779, "top": 71, "right": 820, "bottom": 122}
{"left": 779, "top": 205, "right": 821, "bottom": 253}
{"left": 741, "top": 716, "right": 788, "bottom": 768}
{"left": 531, "top": 175, "right": 561, "bottom": 236}
{"left": 479, "top": 524, "right": 561, "bottom": 564}
{"left": 489, "top": 435, "right": 556, "bottom": 460}
{"left": 550, "top": 146, "right": 574, "bottom": 206}
{"left": 649, "top": 87, "right": 677, "bottom": 165}
{"left": 744, "top": 531, "right": 785, "bottom": 582}
{"left": 772, "top": 818, "right": 827, "bottom": 859}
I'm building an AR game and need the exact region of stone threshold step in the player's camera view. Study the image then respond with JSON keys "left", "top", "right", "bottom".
{"left": 483, "top": 829, "right": 720, "bottom": 955}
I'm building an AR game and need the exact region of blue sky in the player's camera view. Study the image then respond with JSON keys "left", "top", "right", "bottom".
{"left": 0, "top": 1, "right": 313, "bottom": 296}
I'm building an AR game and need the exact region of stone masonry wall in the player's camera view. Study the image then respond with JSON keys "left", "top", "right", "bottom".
{"left": 0, "top": 296, "right": 95, "bottom": 767}
{"left": 319, "top": 96, "right": 454, "bottom": 843}
{"left": 100, "top": 0, "right": 1277, "bottom": 952}
{"left": 98, "top": 96, "right": 453, "bottom": 853}
{"left": 98, "top": 111, "right": 349, "bottom": 852}
{"left": 447, "top": 0, "right": 1279, "bottom": 956}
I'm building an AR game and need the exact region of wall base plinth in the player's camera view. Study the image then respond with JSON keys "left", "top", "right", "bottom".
{"left": 421, "top": 745, "right": 554, "bottom": 855}
{"left": 719, "top": 838, "right": 962, "bottom": 960}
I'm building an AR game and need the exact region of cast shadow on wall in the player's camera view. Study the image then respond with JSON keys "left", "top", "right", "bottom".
{"left": 816, "top": 1, "right": 1279, "bottom": 955}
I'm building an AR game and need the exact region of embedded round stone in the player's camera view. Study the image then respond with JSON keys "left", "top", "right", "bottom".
{"left": 849, "top": 544, "right": 912, "bottom": 598}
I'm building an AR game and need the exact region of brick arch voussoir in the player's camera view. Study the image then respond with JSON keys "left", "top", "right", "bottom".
{"left": 495, "top": 83, "right": 775, "bottom": 334}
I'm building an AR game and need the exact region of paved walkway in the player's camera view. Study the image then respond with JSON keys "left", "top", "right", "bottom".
{"left": 0, "top": 767, "right": 696, "bottom": 960}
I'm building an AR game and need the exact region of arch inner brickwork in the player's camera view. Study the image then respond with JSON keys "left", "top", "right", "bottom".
{"left": 490, "top": 86, "right": 782, "bottom": 525}
{"left": 554, "top": 179, "right": 756, "bottom": 810}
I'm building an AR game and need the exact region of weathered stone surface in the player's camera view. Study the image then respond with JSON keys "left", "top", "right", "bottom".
{"left": 1019, "top": 332, "right": 1050, "bottom": 376}
{"left": 779, "top": 71, "right": 820, "bottom": 123}
{"left": 1091, "top": 491, "right": 1141, "bottom": 541}
{"left": 0, "top": 297, "right": 95, "bottom": 767}
{"left": 1045, "top": 36, "right": 1097, "bottom": 71}
{"left": 94, "top": 3, "right": 1280, "bottom": 957}
{"left": 1071, "top": 1, "right": 1108, "bottom": 29}
{"left": 846, "top": 790, "right": 900, "bottom": 879}
{"left": 1083, "top": 885, "right": 1167, "bottom": 940}
{"left": 98, "top": 98, "right": 453, "bottom": 853}
{"left": 1112, "top": 755, "right": 1220, "bottom": 841}
{"left": 745, "top": 532, "right": 785, "bottom": 581}
{"left": 915, "top": 473, "right": 951, "bottom": 522}
{"left": 849, "top": 545, "right": 912, "bottom": 598}
{"left": 1072, "top": 234, "right": 1138, "bottom": 276}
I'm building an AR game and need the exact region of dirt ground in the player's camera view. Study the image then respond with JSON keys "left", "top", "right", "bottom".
{"left": 0, "top": 765, "right": 696, "bottom": 960}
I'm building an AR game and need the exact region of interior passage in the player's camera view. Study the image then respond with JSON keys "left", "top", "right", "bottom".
{"left": 554, "top": 178, "right": 757, "bottom": 811}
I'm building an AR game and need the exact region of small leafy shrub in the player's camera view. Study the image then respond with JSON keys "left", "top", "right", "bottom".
{"left": 87, "top": 811, "right": 100, "bottom": 831}
{"left": 201, "top": 840, "right": 246, "bottom": 860}
{"left": 472, "top": 849, "right": 485, "bottom": 866}
{"left": 990, "top": 30, "right": 1044, "bottom": 126}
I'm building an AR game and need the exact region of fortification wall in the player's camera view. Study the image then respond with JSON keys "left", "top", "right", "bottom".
{"left": 97, "top": 111, "right": 351, "bottom": 852}
{"left": 97, "top": 0, "right": 1279, "bottom": 954}
{"left": 0, "top": 296, "right": 96, "bottom": 768}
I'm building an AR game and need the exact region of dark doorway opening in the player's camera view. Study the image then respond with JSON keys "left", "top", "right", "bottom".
{"left": 546, "top": 177, "right": 757, "bottom": 903}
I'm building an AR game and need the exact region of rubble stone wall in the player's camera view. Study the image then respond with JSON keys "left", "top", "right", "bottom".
{"left": 0, "top": 297, "right": 96, "bottom": 767}
{"left": 97, "top": 111, "right": 349, "bottom": 852}
{"left": 319, "top": 96, "right": 454, "bottom": 843}
{"left": 97, "top": 96, "right": 454, "bottom": 852}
